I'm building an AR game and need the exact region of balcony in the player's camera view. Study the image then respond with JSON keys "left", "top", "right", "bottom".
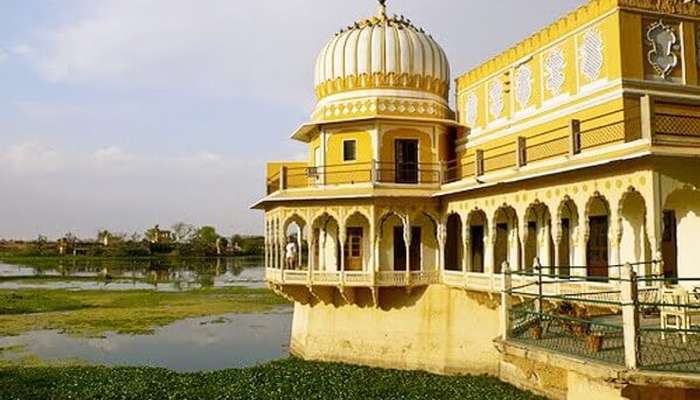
{"left": 265, "top": 269, "right": 440, "bottom": 288}
{"left": 264, "top": 95, "right": 700, "bottom": 199}
{"left": 266, "top": 161, "right": 442, "bottom": 195}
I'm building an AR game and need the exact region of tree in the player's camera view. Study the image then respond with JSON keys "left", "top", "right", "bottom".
{"left": 171, "top": 222, "right": 195, "bottom": 243}
{"left": 193, "top": 226, "right": 218, "bottom": 246}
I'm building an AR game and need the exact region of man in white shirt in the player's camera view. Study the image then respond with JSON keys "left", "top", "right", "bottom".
{"left": 285, "top": 239, "right": 298, "bottom": 270}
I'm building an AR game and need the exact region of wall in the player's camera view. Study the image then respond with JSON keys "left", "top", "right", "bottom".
{"left": 290, "top": 285, "right": 501, "bottom": 376}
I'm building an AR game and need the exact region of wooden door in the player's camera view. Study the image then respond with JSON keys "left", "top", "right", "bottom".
{"left": 395, "top": 139, "right": 419, "bottom": 183}
{"left": 587, "top": 216, "right": 609, "bottom": 280}
{"left": 344, "top": 227, "right": 363, "bottom": 271}
{"left": 662, "top": 210, "right": 678, "bottom": 281}
{"left": 495, "top": 223, "right": 509, "bottom": 273}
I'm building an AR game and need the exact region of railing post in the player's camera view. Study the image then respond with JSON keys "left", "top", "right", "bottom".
{"left": 640, "top": 94, "right": 655, "bottom": 142}
{"left": 655, "top": 251, "right": 665, "bottom": 290}
{"left": 516, "top": 137, "right": 527, "bottom": 168}
{"left": 371, "top": 159, "right": 378, "bottom": 185}
{"left": 569, "top": 119, "right": 581, "bottom": 156}
{"left": 476, "top": 150, "right": 485, "bottom": 177}
{"left": 280, "top": 166, "right": 288, "bottom": 190}
{"left": 621, "top": 262, "right": 640, "bottom": 370}
{"left": 500, "top": 261, "right": 512, "bottom": 340}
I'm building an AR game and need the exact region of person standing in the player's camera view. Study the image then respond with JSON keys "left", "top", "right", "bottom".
{"left": 286, "top": 239, "right": 298, "bottom": 270}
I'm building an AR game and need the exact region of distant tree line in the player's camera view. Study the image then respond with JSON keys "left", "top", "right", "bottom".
{"left": 0, "top": 223, "right": 264, "bottom": 258}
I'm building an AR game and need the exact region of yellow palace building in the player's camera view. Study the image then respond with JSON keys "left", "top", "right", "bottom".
{"left": 254, "top": 0, "right": 700, "bottom": 398}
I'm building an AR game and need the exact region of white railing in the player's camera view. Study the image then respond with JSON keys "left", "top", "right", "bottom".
{"left": 344, "top": 271, "right": 372, "bottom": 285}
{"left": 442, "top": 270, "right": 464, "bottom": 286}
{"left": 377, "top": 271, "right": 408, "bottom": 286}
{"left": 283, "top": 270, "right": 309, "bottom": 284}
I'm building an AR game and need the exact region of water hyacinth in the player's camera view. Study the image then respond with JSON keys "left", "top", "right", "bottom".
{"left": 0, "top": 358, "right": 544, "bottom": 400}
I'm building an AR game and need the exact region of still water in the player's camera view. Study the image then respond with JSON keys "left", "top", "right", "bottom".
{"left": 0, "top": 257, "right": 266, "bottom": 290}
{"left": 0, "top": 257, "right": 293, "bottom": 370}
{"left": 0, "top": 310, "right": 292, "bottom": 372}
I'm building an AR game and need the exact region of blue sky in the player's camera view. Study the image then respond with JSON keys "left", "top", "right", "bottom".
{"left": 0, "top": 0, "right": 585, "bottom": 240}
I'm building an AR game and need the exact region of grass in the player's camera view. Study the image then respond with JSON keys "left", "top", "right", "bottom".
{"left": 0, "top": 358, "right": 545, "bottom": 400}
{"left": 0, "top": 288, "right": 289, "bottom": 337}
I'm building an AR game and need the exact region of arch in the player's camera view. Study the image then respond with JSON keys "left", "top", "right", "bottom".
{"left": 444, "top": 212, "right": 463, "bottom": 272}
{"left": 412, "top": 211, "right": 440, "bottom": 272}
{"left": 344, "top": 211, "right": 372, "bottom": 272}
{"left": 663, "top": 187, "right": 700, "bottom": 280}
{"left": 523, "top": 201, "right": 554, "bottom": 272}
{"left": 283, "top": 213, "right": 308, "bottom": 271}
{"left": 556, "top": 196, "right": 580, "bottom": 278}
{"left": 379, "top": 211, "right": 409, "bottom": 271}
{"left": 585, "top": 193, "right": 611, "bottom": 281}
{"left": 493, "top": 205, "right": 520, "bottom": 273}
{"left": 467, "top": 208, "right": 489, "bottom": 273}
{"left": 311, "top": 213, "right": 341, "bottom": 272}
{"left": 619, "top": 188, "right": 649, "bottom": 271}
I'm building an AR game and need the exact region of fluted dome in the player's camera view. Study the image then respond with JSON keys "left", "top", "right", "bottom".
{"left": 313, "top": 6, "right": 450, "bottom": 102}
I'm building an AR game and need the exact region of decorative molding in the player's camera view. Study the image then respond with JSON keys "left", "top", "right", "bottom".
{"left": 515, "top": 65, "right": 533, "bottom": 109}
{"left": 580, "top": 28, "right": 604, "bottom": 83}
{"left": 466, "top": 92, "right": 479, "bottom": 125}
{"left": 312, "top": 96, "right": 452, "bottom": 122}
{"left": 489, "top": 79, "right": 505, "bottom": 119}
{"left": 544, "top": 47, "right": 567, "bottom": 96}
{"left": 646, "top": 20, "right": 679, "bottom": 80}
{"left": 315, "top": 73, "right": 449, "bottom": 101}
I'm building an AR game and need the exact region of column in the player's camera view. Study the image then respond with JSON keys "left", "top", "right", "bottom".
{"left": 297, "top": 225, "right": 303, "bottom": 270}
{"left": 339, "top": 228, "right": 347, "bottom": 285}
{"left": 485, "top": 234, "right": 495, "bottom": 274}
{"left": 437, "top": 223, "right": 447, "bottom": 273}
{"left": 552, "top": 219, "right": 562, "bottom": 277}
{"left": 319, "top": 229, "right": 327, "bottom": 272}
{"left": 403, "top": 217, "right": 412, "bottom": 281}
{"left": 463, "top": 222, "right": 471, "bottom": 274}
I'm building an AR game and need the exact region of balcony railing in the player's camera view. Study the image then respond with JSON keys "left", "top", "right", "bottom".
{"left": 266, "top": 268, "right": 439, "bottom": 288}
{"left": 266, "top": 95, "right": 689, "bottom": 194}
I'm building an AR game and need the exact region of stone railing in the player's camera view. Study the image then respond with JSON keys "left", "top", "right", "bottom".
{"left": 266, "top": 269, "right": 439, "bottom": 288}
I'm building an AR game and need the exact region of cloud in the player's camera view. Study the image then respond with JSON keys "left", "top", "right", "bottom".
{"left": 27, "top": 0, "right": 356, "bottom": 109}
{"left": 1, "top": 142, "right": 64, "bottom": 175}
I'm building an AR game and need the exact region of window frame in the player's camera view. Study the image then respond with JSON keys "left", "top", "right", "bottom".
{"left": 342, "top": 139, "right": 357, "bottom": 162}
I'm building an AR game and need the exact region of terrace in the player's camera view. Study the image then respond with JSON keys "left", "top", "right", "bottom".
{"left": 264, "top": 95, "right": 700, "bottom": 198}
{"left": 504, "top": 260, "right": 700, "bottom": 374}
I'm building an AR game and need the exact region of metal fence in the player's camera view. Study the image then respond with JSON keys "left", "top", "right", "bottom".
{"left": 504, "top": 259, "right": 700, "bottom": 373}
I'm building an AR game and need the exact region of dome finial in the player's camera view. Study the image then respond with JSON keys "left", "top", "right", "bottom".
{"left": 377, "top": 0, "right": 387, "bottom": 20}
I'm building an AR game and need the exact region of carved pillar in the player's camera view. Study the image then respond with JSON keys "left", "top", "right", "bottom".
{"left": 404, "top": 217, "right": 412, "bottom": 276}
{"left": 339, "top": 227, "right": 347, "bottom": 285}
{"left": 552, "top": 219, "right": 562, "bottom": 277}
{"left": 485, "top": 234, "right": 495, "bottom": 274}
{"left": 437, "top": 223, "right": 447, "bottom": 273}
{"left": 463, "top": 221, "right": 471, "bottom": 274}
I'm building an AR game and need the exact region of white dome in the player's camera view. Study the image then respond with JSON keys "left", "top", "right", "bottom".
{"left": 313, "top": 11, "right": 450, "bottom": 101}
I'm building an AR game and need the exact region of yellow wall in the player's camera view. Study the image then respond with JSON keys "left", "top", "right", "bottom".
{"left": 324, "top": 129, "right": 373, "bottom": 185}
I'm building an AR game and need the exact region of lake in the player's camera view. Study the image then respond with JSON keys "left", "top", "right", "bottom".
{"left": 0, "top": 257, "right": 266, "bottom": 290}
{"left": 0, "top": 257, "right": 293, "bottom": 371}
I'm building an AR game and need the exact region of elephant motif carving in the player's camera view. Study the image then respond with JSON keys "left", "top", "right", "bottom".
{"left": 646, "top": 20, "right": 679, "bottom": 79}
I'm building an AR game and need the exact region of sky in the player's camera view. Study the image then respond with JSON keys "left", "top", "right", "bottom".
{"left": 0, "top": 0, "right": 587, "bottom": 240}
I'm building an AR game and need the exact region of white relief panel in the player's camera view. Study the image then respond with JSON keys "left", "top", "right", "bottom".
{"left": 466, "top": 92, "right": 478, "bottom": 125}
{"left": 489, "top": 80, "right": 504, "bottom": 119}
{"left": 515, "top": 65, "right": 533, "bottom": 109}
{"left": 579, "top": 28, "right": 604, "bottom": 83}
{"left": 544, "top": 47, "right": 566, "bottom": 96}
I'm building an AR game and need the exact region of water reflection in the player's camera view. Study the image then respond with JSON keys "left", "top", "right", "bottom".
{"left": 0, "top": 309, "right": 292, "bottom": 372}
{"left": 0, "top": 257, "right": 266, "bottom": 291}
